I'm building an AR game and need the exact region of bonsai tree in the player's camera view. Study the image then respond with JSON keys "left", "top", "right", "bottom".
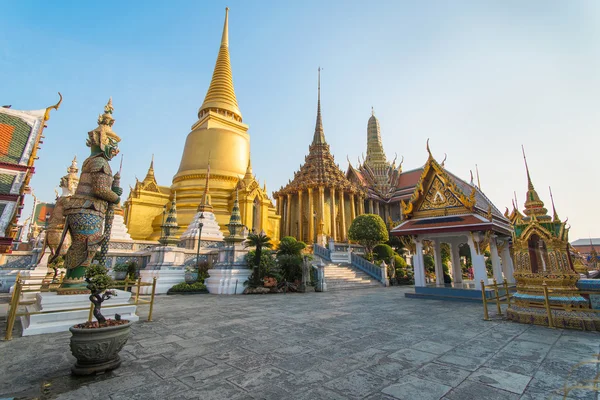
{"left": 373, "top": 244, "right": 394, "bottom": 263}
{"left": 85, "top": 264, "right": 116, "bottom": 324}
{"left": 245, "top": 231, "right": 273, "bottom": 286}
{"left": 348, "top": 214, "right": 389, "bottom": 256}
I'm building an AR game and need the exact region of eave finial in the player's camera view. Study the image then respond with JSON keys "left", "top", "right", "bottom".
{"left": 470, "top": 170, "right": 474, "bottom": 185}
{"left": 549, "top": 186, "right": 559, "bottom": 221}
{"left": 441, "top": 153, "right": 447, "bottom": 168}
{"left": 426, "top": 138, "right": 432, "bottom": 159}
{"left": 44, "top": 92, "right": 63, "bottom": 121}
{"left": 475, "top": 163, "right": 481, "bottom": 190}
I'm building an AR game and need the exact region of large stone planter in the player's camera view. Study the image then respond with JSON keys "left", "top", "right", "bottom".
{"left": 69, "top": 320, "right": 131, "bottom": 375}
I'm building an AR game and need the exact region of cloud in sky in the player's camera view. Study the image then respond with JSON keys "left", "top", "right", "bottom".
{"left": 2, "top": 0, "right": 598, "bottom": 240}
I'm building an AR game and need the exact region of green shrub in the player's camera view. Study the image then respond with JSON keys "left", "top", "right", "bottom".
{"left": 113, "top": 263, "right": 129, "bottom": 272}
{"left": 393, "top": 255, "right": 407, "bottom": 269}
{"left": 277, "top": 236, "right": 306, "bottom": 257}
{"left": 373, "top": 244, "right": 394, "bottom": 262}
{"left": 169, "top": 281, "right": 207, "bottom": 292}
{"left": 348, "top": 214, "right": 389, "bottom": 254}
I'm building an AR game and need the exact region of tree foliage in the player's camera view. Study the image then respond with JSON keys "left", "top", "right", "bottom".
{"left": 245, "top": 231, "right": 273, "bottom": 286}
{"left": 348, "top": 214, "right": 389, "bottom": 254}
{"left": 373, "top": 244, "right": 394, "bottom": 262}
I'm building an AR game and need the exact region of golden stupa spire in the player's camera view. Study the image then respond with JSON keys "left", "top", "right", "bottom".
{"left": 244, "top": 158, "right": 253, "bottom": 180}
{"left": 365, "top": 106, "right": 388, "bottom": 169}
{"left": 312, "top": 67, "right": 326, "bottom": 145}
{"left": 143, "top": 154, "right": 155, "bottom": 183}
{"left": 198, "top": 7, "right": 242, "bottom": 121}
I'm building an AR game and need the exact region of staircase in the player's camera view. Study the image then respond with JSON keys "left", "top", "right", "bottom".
{"left": 323, "top": 263, "right": 383, "bottom": 291}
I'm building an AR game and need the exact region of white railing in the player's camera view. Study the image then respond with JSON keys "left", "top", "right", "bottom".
{"left": 351, "top": 253, "right": 388, "bottom": 285}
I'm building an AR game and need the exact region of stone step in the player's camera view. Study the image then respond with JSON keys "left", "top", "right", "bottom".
{"left": 318, "top": 263, "right": 383, "bottom": 291}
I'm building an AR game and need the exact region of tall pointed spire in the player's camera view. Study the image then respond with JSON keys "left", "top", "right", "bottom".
{"left": 312, "top": 67, "right": 326, "bottom": 145}
{"left": 198, "top": 7, "right": 242, "bottom": 122}
{"left": 549, "top": 186, "right": 559, "bottom": 221}
{"left": 520, "top": 146, "right": 549, "bottom": 220}
{"left": 244, "top": 158, "right": 253, "bottom": 180}
{"left": 365, "top": 106, "right": 388, "bottom": 168}
{"left": 159, "top": 193, "right": 179, "bottom": 245}
{"left": 143, "top": 155, "right": 155, "bottom": 183}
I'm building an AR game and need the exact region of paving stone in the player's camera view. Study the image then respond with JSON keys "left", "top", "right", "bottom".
{"left": 178, "top": 364, "right": 243, "bottom": 388}
{"left": 109, "top": 377, "right": 189, "bottom": 400}
{"left": 271, "top": 353, "right": 326, "bottom": 374}
{"left": 416, "top": 362, "right": 471, "bottom": 387}
{"left": 382, "top": 375, "right": 452, "bottom": 400}
{"left": 411, "top": 340, "right": 454, "bottom": 355}
{"left": 467, "top": 367, "right": 532, "bottom": 394}
{"left": 388, "top": 348, "right": 438, "bottom": 366}
{"left": 436, "top": 353, "right": 487, "bottom": 372}
{"left": 227, "top": 366, "right": 290, "bottom": 391}
{"left": 171, "top": 381, "right": 248, "bottom": 400}
{"left": 324, "top": 369, "right": 390, "bottom": 400}
{"left": 444, "top": 380, "right": 520, "bottom": 400}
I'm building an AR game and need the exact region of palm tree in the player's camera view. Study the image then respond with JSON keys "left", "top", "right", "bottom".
{"left": 245, "top": 231, "right": 273, "bottom": 286}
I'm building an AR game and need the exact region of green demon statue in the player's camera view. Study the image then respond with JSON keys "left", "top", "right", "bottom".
{"left": 51, "top": 98, "right": 122, "bottom": 293}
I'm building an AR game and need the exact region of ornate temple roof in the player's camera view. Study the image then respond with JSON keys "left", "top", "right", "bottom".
{"left": 512, "top": 149, "right": 569, "bottom": 243}
{"left": 391, "top": 144, "right": 512, "bottom": 236}
{"left": 274, "top": 70, "right": 359, "bottom": 196}
{"left": 365, "top": 109, "right": 388, "bottom": 169}
{"left": 198, "top": 8, "right": 242, "bottom": 122}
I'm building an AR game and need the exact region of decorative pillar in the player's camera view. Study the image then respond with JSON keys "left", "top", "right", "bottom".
{"left": 330, "top": 187, "right": 337, "bottom": 241}
{"left": 433, "top": 240, "right": 444, "bottom": 285}
{"left": 297, "top": 190, "right": 303, "bottom": 241}
{"left": 499, "top": 239, "right": 516, "bottom": 284}
{"left": 308, "top": 187, "right": 314, "bottom": 244}
{"left": 350, "top": 193, "right": 356, "bottom": 222}
{"left": 413, "top": 237, "right": 426, "bottom": 287}
{"left": 467, "top": 233, "right": 488, "bottom": 285}
{"left": 489, "top": 235, "right": 504, "bottom": 283}
{"left": 360, "top": 196, "right": 365, "bottom": 214}
{"left": 450, "top": 240, "right": 463, "bottom": 284}
{"left": 369, "top": 199, "right": 374, "bottom": 214}
{"left": 340, "top": 192, "right": 346, "bottom": 241}
{"left": 319, "top": 186, "right": 325, "bottom": 232}
{"left": 285, "top": 193, "right": 292, "bottom": 237}
{"left": 278, "top": 195, "right": 284, "bottom": 234}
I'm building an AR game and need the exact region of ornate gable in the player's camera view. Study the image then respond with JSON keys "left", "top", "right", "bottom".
{"left": 401, "top": 148, "right": 475, "bottom": 219}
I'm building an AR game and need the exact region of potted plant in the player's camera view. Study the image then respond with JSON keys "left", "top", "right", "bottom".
{"left": 112, "top": 263, "right": 129, "bottom": 280}
{"left": 69, "top": 264, "right": 131, "bottom": 375}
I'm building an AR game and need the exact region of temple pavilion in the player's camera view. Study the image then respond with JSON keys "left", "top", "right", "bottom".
{"left": 390, "top": 144, "right": 514, "bottom": 290}
{"left": 124, "top": 8, "right": 280, "bottom": 242}
{"left": 273, "top": 70, "right": 364, "bottom": 243}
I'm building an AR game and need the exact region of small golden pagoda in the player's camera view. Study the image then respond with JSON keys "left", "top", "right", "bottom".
{"left": 124, "top": 8, "right": 280, "bottom": 241}
{"left": 273, "top": 69, "right": 364, "bottom": 243}
{"left": 507, "top": 149, "right": 600, "bottom": 330}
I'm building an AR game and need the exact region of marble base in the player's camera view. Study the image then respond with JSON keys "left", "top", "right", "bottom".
{"left": 21, "top": 289, "right": 139, "bottom": 336}
{"left": 205, "top": 268, "right": 251, "bottom": 295}
{"left": 137, "top": 269, "right": 185, "bottom": 294}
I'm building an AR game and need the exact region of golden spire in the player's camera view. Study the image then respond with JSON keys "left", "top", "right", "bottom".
{"left": 143, "top": 155, "right": 155, "bottom": 183}
{"left": 521, "top": 146, "right": 548, "bottom": 219}
{"left": 312, "top": 67, "right": 326, "bottom": 145}
{"left": 198, "top": 7, "right": 242, "bottom": 121}
{"left": 244, "top": 158, "right": 253, "bottom": 180}
{"left": 365, "top": 107, "right": 388, "bottom": 169}
{"left": 198, "top": 154, "right": 213, "bottom": 212}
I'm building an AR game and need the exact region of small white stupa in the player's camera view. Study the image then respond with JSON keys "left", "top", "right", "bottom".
{"left": 179, "top": 158, "right": 224, "bottom": 249}
{"left": 110, "top": 207, "right": 133, "bottom": 242}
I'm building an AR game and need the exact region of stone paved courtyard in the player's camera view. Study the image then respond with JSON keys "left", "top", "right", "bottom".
{"left": 1, "top": 286, "right": 599, "bottom": 400}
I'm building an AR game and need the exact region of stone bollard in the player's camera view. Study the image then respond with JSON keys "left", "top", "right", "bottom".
{"left": 380, "top": 260, "right": 389, "bottom": 287}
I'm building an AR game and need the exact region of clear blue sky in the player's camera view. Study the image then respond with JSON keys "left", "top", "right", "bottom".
{"left": 2, "top": 1, "right": 599, "bottom": 240}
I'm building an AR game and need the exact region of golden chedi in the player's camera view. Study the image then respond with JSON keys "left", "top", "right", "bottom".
{"left": 124, "top": 8, "right": 280, "bottom": 241}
